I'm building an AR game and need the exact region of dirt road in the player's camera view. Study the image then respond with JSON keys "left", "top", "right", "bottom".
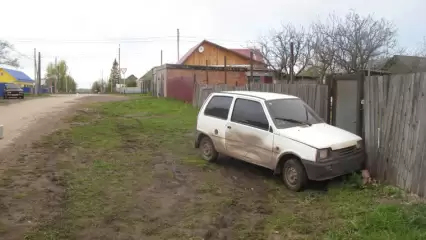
{"left": 0, "top": 94, "right": 127, "bottom": 240}
{"left": 0, "top": 94, "right": 89, "bottom": 151}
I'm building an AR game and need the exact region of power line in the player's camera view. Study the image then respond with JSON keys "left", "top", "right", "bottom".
{"left": 10, "top": 36, "right": 179, "bottom": 44}
{"left": 9, "top": 48, "right": 33, "bottom": 60}
{"left": 8, "top": 36, "right": 249, "bottom": 45}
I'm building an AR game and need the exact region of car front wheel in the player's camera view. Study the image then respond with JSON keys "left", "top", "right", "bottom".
{"left": 282, "top": 159, "right": 308, "bottom": 192}
{"left": 199, "top": 136, "right": 218, "bottom": 162}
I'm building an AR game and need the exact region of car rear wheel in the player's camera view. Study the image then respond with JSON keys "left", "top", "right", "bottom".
{"left": 282, "top": 159, "right": 308, "bottom": 192}
{"left": 199, "top": 136, "right": 218, "bottom": 162}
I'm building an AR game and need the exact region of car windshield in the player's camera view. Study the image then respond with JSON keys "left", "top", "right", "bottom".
{"left": 265, "top": 98, "right": 323, "bottom": 128}
{"left": 5, "top": 83, "right": 21, "bottom": 89}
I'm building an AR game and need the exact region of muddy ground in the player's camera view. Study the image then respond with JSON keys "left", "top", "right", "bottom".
{"left": 0, "top": 95, "right": 127, "bottom": 239}
{"left": 0, "top": 95, "right": 423, "bottom": 240}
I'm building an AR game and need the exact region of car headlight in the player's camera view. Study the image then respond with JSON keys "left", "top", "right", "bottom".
{"left": 356, "top": 140, "right": 363, "bottom": 149}
{"left": 317, "top": 148, "right": 330, "bottom": 160}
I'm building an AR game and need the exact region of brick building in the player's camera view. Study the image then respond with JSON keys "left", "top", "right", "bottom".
{"left": 152, "top": 64, "right": 248, "bottom": 102}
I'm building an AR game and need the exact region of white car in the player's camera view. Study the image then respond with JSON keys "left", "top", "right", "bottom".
{"left": 194, "top": 91, "right": 365, "bottom": 191}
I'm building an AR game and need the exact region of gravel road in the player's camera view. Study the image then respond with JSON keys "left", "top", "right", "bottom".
{"left": 0, "top": 94, "right": 89, "bottom": 151}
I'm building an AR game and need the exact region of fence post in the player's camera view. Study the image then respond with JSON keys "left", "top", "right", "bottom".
{"left": 249, "top": 51, "right": 253, "bottom": 91}
{"left": 224, "top": 56, "right": 227, "bottom": 85}
{"left": 192, "top": 73, "right": 197, "bottom": 106}
{"left": 206, "top": 60, "right": 209, "bottom": 84}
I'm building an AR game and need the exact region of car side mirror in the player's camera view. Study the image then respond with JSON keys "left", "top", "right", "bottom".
{"left": 269, "top": 126, "right": 273, "bottom": 133}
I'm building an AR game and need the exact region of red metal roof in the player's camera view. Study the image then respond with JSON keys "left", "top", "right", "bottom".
{"left": 177, "top": 40, "right": 265, "bottom": 64}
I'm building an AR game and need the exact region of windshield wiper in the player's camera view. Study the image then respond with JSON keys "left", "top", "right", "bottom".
{"left": 274, "top": 117, "right": 312, "bottom": 126}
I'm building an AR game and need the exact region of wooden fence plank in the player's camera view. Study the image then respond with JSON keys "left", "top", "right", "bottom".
{"left": 192, "top": 82, "right": 329, "bottom": 120}
{"left": 364, "top": 72, "right": 426, "bottom": 196}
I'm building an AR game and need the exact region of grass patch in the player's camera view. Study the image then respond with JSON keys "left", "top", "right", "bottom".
{"left": 25, "top": 96, "right": 426, "bottom": 240}
{"left": 24, "top": 93, "right": 50, "bottom": 97}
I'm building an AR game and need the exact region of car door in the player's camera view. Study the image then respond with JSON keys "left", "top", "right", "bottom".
{"left": 225, "top": 98, "right": 274, "bottom": 168}
{"left": 198, "top": 95, "right": 234, "bottom": 153}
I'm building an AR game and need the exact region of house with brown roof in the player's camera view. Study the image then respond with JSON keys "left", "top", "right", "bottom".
{"left": 177, "top": 40, "right": 266, "bottom": 69}
{"left": 176, "top": 39, "right": 272, "bottom": 84}
{"left": 151, "top": 40, "right": 274, "bottom": 102}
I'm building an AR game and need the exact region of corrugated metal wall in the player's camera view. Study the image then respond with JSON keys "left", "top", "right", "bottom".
{"left": 166, "top": 76, "right": 194, "bottom": 103}
{"left": 23, "top": 87, "right": 32, "bottom": 93}
{"left": 0, "top": 83, "right": 5, "bottom": 97}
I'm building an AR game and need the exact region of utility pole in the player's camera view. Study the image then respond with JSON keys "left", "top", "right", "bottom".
{"left": 34, "top": 48, "right": 37, "bottom": 95}
{"left": 38, "top": 52, "right": 41, "bottom": 93}
{"left": 54, "top": 57, "right": 58, "bottom": 93}
{"left": 66, "top": 71, "right": 68, "bottom": 93}
{"left": 101, "top": 70, "right": 104, "bottom": 93}
{"left": 290, "top": 42, "right": 294, "bottom": 84}
{"left": 161, "top": 50, "right": 163, "bottom": 65}
{"left": 224, "top": 56, "right": 227, "bottom": 84}
{"left": 118, "top": 44, "right": 121, "bottom": 86}
{"left": 177, "top": 28, "right": 180, "bottom": 61}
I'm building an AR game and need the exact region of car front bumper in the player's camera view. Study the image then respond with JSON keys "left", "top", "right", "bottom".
{"left": 302, "top": 151, "right": 365, "bottom": 181}
{"left": 5, "top": 92, "right": 24, "bottom": 97}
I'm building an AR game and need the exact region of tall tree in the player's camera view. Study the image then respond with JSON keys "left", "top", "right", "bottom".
{"left": 45, "top": 60, "right": 77, "bottom": 92}
{"left": 91, "top": 79, "right": 106, "bottom": 93}
{"left": 107, "top": 59, "right": 120, "bottom": 92}
{"left": 414, "top": 37, "right": 426, "bottom": 57}
{"left": 311, "top": 11, "right": 397, "bottom": 75}
{"left": 0, "top": 40, "right": 19, "bottom": 67}
{"left": 257, "top": 24, "right": 314, "bottom": 81}
{"left": 311, "top": 15, "right": 339, "bottom": 81}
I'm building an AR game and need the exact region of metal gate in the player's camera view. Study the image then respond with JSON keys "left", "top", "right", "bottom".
{"left": 330, "top": 73, "right": 363, "bottom": 135}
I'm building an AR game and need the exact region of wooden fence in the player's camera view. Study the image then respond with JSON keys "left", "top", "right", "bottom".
{"left": 193, "top": 82, "right": 330, "bottom": 120}
{"left": 364, "top": 73, "right": 426, "bottom": 196}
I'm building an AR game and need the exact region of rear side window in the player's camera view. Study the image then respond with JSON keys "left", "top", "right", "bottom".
{"left": 231, "top": 98, "right": 269, "bottom": 130}
{"left": 204, "top": 96, "right": 233, "bottom": 120}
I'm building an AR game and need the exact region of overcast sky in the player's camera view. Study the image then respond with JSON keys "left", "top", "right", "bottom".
{"left": 2, "top": 0, "right": 426, "bottom": 88}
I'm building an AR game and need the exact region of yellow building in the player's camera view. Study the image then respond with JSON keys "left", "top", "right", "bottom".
{"left": 0, "top": 68, "right": 35, "bottom": 96}
{"left": 0, "top": 67, "right": 34, "bottom": 87}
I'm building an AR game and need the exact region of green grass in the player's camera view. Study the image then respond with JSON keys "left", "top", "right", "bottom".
{"left": 24, "top": 93, "right": 51, "bottom": 97}
{"left": 24, "top": 96, "right": 426, "bottom": 240}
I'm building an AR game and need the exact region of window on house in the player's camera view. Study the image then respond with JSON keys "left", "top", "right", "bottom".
{"left": 248, "top": 76, "right": 261, "bottom": 83}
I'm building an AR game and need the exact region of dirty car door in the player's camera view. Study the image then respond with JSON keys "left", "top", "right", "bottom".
{"left": 200, "top": 95, "right": 234, "bottom": 153}
{"left": 225, "top": 98, "right": 273, "bottom": 168}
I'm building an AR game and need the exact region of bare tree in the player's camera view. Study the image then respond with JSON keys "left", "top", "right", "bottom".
{"left": 310, "top": 11, "right": 397, "bottom": 76}
{"left": 413, "top": 37, "right": 426, "bottom": 57}
{"left": 333, "top": 11, "right": 397, "bottom": 72}
{"left": 311, "top": 14, "right": 339, "bottom": 81}
{"left": 0, "top": 40, "right": 19, "bottom": 67}
{"left": 257, "top": 24, "right": 314, "bottom": 81}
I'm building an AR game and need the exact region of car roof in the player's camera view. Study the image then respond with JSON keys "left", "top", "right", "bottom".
{"left": 220, "top": 91, "right": 298, "bottom": 101}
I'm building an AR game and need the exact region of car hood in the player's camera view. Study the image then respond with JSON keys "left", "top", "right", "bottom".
{"left": 277, "top": 123, "right": 362, "bottom": 150}
{"left": 6, "top": 88, "right": 23, "bottom": 91}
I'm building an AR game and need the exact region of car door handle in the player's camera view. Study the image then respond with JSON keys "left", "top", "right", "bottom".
{"left": 227, "top": 126, "right": 231, "bottom": 129}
